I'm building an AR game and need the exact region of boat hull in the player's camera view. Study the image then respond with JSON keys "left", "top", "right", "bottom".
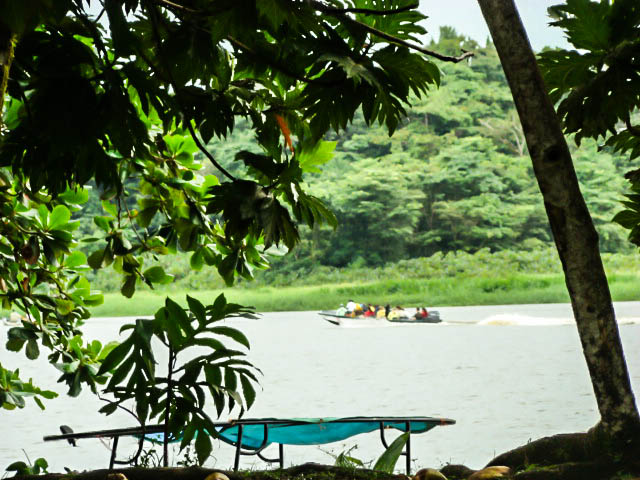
{"left": 320, "top": 310, "right": 442, "bottom": 326}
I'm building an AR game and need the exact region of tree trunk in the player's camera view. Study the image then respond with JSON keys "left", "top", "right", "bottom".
{"left": 0, "top": 27, "right": 17, "bottom": 128}
{"left": 476, "top": 0, "right": 640, "bottom": 444}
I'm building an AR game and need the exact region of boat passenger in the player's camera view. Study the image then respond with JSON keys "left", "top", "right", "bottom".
{"left": 421, "top": 307, "right": 429, "bottom": 318}
{"left": 346, "top": 299, "right": 356, "bottom": 313}
{"left": 354, "top": 303, "right": 364, "bottom": 316}
{"left": 388, "top": 306, "right": 407, "bottom": 320}
{"left": 336, "top": 304, "right": 347, "bottom": 316}
{"left": 376, "top": 306, "right": 386, "bottom": 319}
{"left": 363, "top": 305, "right": 376, "bottom": 317}
{"left": 385, "top": 304, "right": 391, "bottom": 317}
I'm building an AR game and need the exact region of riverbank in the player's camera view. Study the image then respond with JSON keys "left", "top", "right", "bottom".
{"left": 88, "top": 273, "right": 640, "bottom": 317}
{"left": 6, "top": 458, "right": 640, "bottom": 480}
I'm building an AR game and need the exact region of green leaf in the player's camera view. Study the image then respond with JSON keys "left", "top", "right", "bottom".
{"left": 187, "top": 296, "right": 206, "bottom": 325}
{"left": 613, "top": 209, "right": 640, "bottom": 229}
{"left": 6, "top": 462, "right": 28, "bottom": 472}
{"left": 56, "top": 299, "right": 75, "bottom": 315}
{"left": 194, "top": 426, "right": 212, "bottom": 465}
{"left": 104, "top": 0, "right": 135, "bottom": 56}
{"left": 97, "top": 339, "right": 133, "bottom": 375}
{"left": 59, "top": 187, "right": 90, "bottom": 205}
{"left": 37, "top": 204, "right": 49, "bottom": 227}
{"left": 94, "top": 216, "right": 112, "bottom": 232}
{"left": 190, "top": 249, "right": 205, "bottom": 271}
{"left": 204, "top": 365, "right": 222, "bottom": 386}
{"left": 121, "top": 275, "right": 136, "bottom": 298}
{"left": 49, "top": 205, "right": 71, "bottom": 230}
{"left": 65, "top": 251, "right": 87, "bottom": 268}
{"left": 69, "top": 370, "right": 82, "bottom": 397}
{"left": 83, "top": 293, "right": 104, "bottom": 307}
{"left": 224, "top": 368, "right": 237, "bottom": 392}
{"left": 180, "top": 421, "right": 198, "bottom": 450}
{"left": 143, "top": 266, "right": 173, "bottom": 284}
{"left": 548, "top": 0, "right": 612, "bottom": 52}
{"left": 101, "top": 200, "right": 118, "bottom": 217}
{"left": 192, "top": 337, "right": 226, "bottom": 350}
{"left": 373, "top": 432, "right": 409, "bottom": 473}
{"left": 99, "top": 403, "right": 119, "bottom": 415}
{"left": 26, "top": 339, "right": 40, "bottom": 360}
{"left": 297, "top": 140, "right": 337, "bottom": 173}
{"left": 165, "top": 297, "right": 193, "bottom": 338}
{"left": 240, "top": 374, "right": 256, "bottom": 409}
{"left": 209, "top": 326, "right": 250, "bottom": 349}
{"left": 87, "top": 249, "right": 105, "bottom": 269}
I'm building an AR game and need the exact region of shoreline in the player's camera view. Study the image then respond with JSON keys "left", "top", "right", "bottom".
{"left": 82, "top": 300, "right": 640, "bottom": 324}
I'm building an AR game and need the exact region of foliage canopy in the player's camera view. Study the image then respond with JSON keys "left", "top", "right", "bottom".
{"left": 538, "top": 0, "right": 640, "bottom": 246}
{"left": 0, "top": 0, "right": 461, "bottom": 437}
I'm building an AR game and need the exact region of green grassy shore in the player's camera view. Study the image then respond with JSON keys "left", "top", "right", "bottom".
{"left": 89, "top": 272, "right": 640, "bottom": 317}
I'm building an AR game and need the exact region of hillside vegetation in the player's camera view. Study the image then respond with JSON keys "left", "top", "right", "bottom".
{"left": 81, "top": 29, "right": 639, "bottom": 304}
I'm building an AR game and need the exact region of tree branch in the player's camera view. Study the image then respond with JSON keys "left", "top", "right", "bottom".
{"left": 151, "top": 0, "right": 197, "bottom": 13}
{"left": 310, "top": 0, "right": 474, "bottom": 63}
{"left": 625, "top": 115, "right": 640, "bottom": 137}
{"left": 144, "top": 1, "right": 236, "bottom": 182}
{"left": 319, "top": 2, "right": 418, "bottom": 16}
{"left": 185, "top": 120, "right": 236, "bottom": 182}
{"left": 226, "top": 35, "right": 338, "bottom": 87}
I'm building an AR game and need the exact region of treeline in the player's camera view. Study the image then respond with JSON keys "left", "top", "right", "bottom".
{"left": 80, "top": 28, "right": 637, "bottom": 290}
{"left": 207, "top": 28, "right": 635, "bottom": 274}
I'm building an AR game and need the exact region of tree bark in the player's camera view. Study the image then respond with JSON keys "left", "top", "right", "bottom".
{"left": 0, "top": 27, "right": 17, "bottom": 128}
{"left": 476, "top": 0, "right": 640, "bottom": 444}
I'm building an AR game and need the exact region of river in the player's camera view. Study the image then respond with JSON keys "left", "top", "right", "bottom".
{"left": 1, "top": 302, "right": 639, "bottom": 473}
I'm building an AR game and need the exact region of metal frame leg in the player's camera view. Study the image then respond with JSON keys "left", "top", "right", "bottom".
{"left": 405, "top": 421, "right": 411, "bottom": 475}
{"left": 109, "top": 436, "right": 119, "bottom": 469}
{"left": 234, "top": 424, "right": 244, "bottom": 471}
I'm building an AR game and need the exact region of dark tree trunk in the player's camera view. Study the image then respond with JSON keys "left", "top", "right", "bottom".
{"left": 0, "top": 28, "right": 16, "bottom": 126}
{"left": 477, "top": 0, "right": 640, "bottom": 444}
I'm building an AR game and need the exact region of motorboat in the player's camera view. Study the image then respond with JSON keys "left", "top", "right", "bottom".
{"left": 320, "top": 309, "right": 442, "bottom": 326}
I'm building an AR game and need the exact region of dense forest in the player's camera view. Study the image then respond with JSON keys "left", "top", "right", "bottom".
{"left": 80, "top": 28, "right": 637, "bottom": 290}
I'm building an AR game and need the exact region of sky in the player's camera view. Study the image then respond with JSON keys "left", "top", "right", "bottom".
{"left": 418, "top": 0, "right": 571, "bottom": 51}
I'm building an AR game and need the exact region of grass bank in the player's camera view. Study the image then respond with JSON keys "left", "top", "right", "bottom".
{"left": 89, "top": 272, "right": 640, "bottom": 317}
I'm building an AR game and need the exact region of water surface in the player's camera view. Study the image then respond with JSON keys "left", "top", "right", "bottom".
{"left": 1, "top": 302, "right": 638, "bottom": 472}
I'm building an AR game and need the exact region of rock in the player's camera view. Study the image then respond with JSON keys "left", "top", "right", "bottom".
{"left": 106, "top": 474, "right": 128, "bottom": 480}
{"left": 413, "top": 468, "right": 448, "bottom": 480}
{"left": 204, "top": 472, "right": 230, "bottom": 480}
{"left": 467, "top": 466, "right": 511, "bottom": 479}
{"left": 440, "top": 464, "right": 476, "bottom": 479}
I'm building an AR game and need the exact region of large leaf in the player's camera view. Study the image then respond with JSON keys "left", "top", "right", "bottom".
{"left": 373, "top": 431, "right": 409, "bottom": 473}
{"left": 48, "top": 205, "right": 71, "bottom": 230}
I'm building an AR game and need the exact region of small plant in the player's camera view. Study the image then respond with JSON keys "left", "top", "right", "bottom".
{"left": 320, "top": 432, "right": 410, "bottom": 473}
{"left": 321, "top": 445, "right": 366, "bottom": 469}
{"left": 137, "top": 447, "right": 163, "bottom": 468}
{"left": 97, "top": 294, "right": 260, "bottom": 466}
{"left": 4, "top": 452, "right": 48, "bottom": 477}
{"left": 175, "top": 444, "right": 201, "bottom": 467}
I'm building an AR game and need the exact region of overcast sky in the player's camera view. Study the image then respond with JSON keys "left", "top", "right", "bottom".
{"left": 418, "top": 0, "right": 571, "bottom": 51}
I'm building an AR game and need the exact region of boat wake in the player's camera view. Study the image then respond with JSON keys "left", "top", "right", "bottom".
{"left": 478, "top": 314, "right": 640, "bottom": 326}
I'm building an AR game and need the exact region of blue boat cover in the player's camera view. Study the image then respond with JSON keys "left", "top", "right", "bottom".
{"left": 143, "top": 417, "right": 442, "bottom": 450}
